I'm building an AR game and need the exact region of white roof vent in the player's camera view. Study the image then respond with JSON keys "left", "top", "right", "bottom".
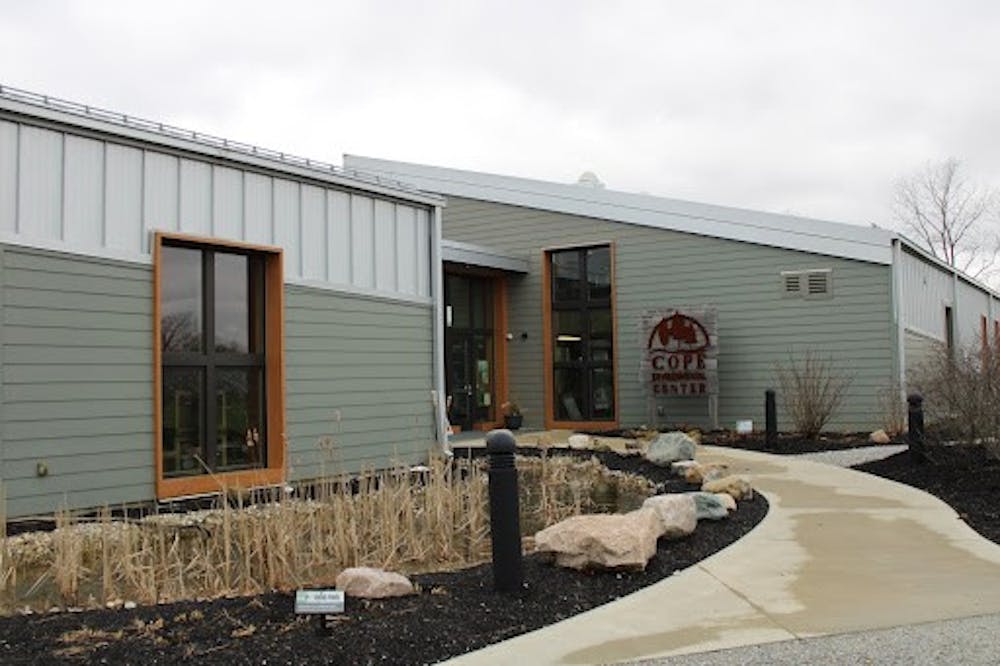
{"left": 576, "top": 171, "right": 605, "bottom": 189}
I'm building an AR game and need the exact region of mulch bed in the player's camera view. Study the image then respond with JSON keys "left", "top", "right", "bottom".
{"left": 854, "top": 443, "right": 1000, "bottom": 544}
{"left": 0, "top": 450, "right": 767, "bottom": 665}
{"left": 701, "top": 430, "right": 904, "bottom": 453}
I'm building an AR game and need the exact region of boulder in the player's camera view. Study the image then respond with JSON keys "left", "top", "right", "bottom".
{"left": 702, "top": 475, "right": 753, "bottom": 500}
{"left": 683, "top": 463, "right": 729, "bottom": 484}
{"left": 670, "top": 460, "right": 700, "bottom": 476}
{"left": 335, "top": 567, "right": 415, "bottom": 599}
{"left": 686, "top": 492, "right": 731, "bottom": 520}
{"left": 869, "top": 429, "right": 891, "bottom": 445}
{"left": 641, "top": 494, "right": 697, "bottom": 539}
{"left": 644, "top": 431, "right": 696, "bottom": 466}
{"left": 568, "top": 434, "right": 592, "bottom": 450}
{"left": 714, "top": 493, "right": 737, "bottom": 512}
{"left": 534, "top": 508, "right": 661, "bottom": 571}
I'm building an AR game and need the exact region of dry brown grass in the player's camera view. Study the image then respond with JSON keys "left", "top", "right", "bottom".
{"left": 0, "top": 454, "right": 650, "bottom": 615}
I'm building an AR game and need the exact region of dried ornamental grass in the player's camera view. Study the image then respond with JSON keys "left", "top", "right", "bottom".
{"left": 0, "top": 455, "right": 648, "bottom": 614}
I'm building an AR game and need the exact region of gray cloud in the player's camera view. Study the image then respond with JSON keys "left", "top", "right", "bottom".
{"left": 4, "top": 0, "right": 1000, "bottom": 227}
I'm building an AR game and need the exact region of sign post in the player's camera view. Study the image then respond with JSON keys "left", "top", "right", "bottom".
{"left": 639, "top": 308, "right": 719, "bottom": 428}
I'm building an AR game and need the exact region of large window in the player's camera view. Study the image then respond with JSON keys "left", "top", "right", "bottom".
{"left": 548, "top": 245, "right": 615, "bottom": 423}
{"left": 155, "top": 234, "right": 284, "bottom": 497}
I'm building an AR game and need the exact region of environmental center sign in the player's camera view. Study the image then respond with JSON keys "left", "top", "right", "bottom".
{"left": 639, "top": 308, "right": 718, "bottom": 397}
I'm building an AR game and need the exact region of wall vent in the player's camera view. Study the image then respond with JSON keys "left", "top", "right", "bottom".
{"left": 782, "top": 272, "right": 802, "bottom": 296}
{"left": 781, "top": 269, "right": 832, "bottom": 299}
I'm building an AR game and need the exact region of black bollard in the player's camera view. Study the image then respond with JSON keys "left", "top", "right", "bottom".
{"left": 765, "top": 389, "right": 778, "bottom": 451}
{"left": 486, "top": 429, "right": 523, "bottom": 593}
{"left": 907, "top": 393, "right": 925, "bottom": 463}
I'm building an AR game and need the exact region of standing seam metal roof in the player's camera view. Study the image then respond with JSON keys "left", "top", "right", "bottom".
{"left": 343, "top": 155, "right": 898, "bottom": 265}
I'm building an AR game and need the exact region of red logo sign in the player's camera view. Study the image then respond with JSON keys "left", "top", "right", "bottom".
{"left": 641, "top": 309, "right": 718, "bottom": 397}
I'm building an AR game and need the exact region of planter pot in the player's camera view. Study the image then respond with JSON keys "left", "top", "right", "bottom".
{"left": 504, "top": 414, "right": 523, "bottom": 431}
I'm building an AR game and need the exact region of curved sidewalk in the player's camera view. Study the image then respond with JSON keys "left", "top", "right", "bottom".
{"left": 444, "top": 446, "right": 1000, "bottom": 665}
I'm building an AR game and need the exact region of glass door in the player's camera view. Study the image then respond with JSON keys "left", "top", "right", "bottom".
{"left": 445, "top": 274, "right": 495, "bottom": 430}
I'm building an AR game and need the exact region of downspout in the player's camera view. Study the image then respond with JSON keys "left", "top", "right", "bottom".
{"left": 891, "top": 238, "right": 906, "bottom": 397}
{"left": 430, "top": 204, "right": 449, "bottom": 454}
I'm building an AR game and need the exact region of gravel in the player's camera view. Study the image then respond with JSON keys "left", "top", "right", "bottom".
{"left": 791, "top": 444, "right": 908, "bottom": 467}
{"left": 630, "top": 613, "right": 1000, "bottom": 665}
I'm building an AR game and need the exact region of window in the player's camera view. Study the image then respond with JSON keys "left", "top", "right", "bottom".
{"left": 155, "top": 233, "right": 285, "bottom": 497}
{"left": 547, "top": 245, "right": 615, "bottom": 423}
{"left": 945, "top": 306, "right": 955, "bottom": 351}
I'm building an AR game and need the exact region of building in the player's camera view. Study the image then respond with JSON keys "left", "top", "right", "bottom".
{"left": 2, "top": 85, "right": 997, "bottom": 517}
{"left": 0, "top": 87, "right": 447, "bottom": 517}
{"left": 343, "top": 155, "right": 1000, "bottom": 436}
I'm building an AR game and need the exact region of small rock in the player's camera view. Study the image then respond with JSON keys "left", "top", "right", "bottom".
{"left": 714, "top": 493, "right": 737, "bottom": 512}
{"left": 521, "top": 535, "right": 536, "bottom": 553}
{"left": 641, "top": 494, "right": 697, "bottom": 539}
{"left": 534, "top": 508, "right": 661, "bottom": 571}
{"left": 686, "top": 492, "right": 730, "bottom": 520}
{"left": 336, "top": 566, "right": 415, "bottom": 599}
{"left": 568, "top": 434, "right": 591, "bottom": 450}
{"left": 123, "top": 601, "right": 137, "bottom": 610}
{"left": 645, "top": 431, "right": 696, "bottom": 466}
{"left": 670, "top": 460, "right": 700, "bottom": 476}
{"left": 702, "top": 475, "right": 753, "bottom": 500}
{"left": 686, "top": 430, "right": 702, "bottom": 445}
{"left": 869, "top": 429, "right": 891, "bottom": 444}
{"left": 683, "top": 463, "right": 729, "bottom": 484}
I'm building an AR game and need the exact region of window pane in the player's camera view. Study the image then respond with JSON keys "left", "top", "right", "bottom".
{"left": 216, "top": 368, "right": 265, "bottom": 471}
{"left": 447, "top": 274, "right": 470, "bottom": 329}
{"left": 162, "top": 368, "right": 205, "bottom": 477}
{"left": 471, "top": 279, "right": 493, "bottom": 329}
{"left": 552, "top": 251, "right": 581, "bottom": 302}
{"left": 215, "top": 253, "right": 250, "bottom": 353}
{"left": 554, "top": 310, "right": 584, "bottom": 363}
{"left": 591, "top": 367, "right": 615, "bottom": 419}
{"left": 587, "top": 247, "right": 611, "bottom": 300}
{"left": 161, "top": 245, "right": 203, "bottom": 352}
{"left": 590, "top": 309, "right": 613, "bottom": 361}
{"left": 554, "top": 367, "right": 585, "bottom": 421}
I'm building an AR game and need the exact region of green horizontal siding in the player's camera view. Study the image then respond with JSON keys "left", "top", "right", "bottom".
{"left": 1, "top": 244, "right": 155, "bottom": 516}
{"left": 0, "top": 245, "right": 437, "bottom": 517}
{"left": 283, "top": 285, "right": 435, "bottom": 480}
{"left": 442, "top": 197, "right": 895, "bottom": 431}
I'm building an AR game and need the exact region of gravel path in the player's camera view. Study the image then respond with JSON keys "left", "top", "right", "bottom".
{"left": 791, "top": 444, "right": 908, "bottom": 467}
{"left": 630, "top": 613, "right": 1000, "bottom": 665}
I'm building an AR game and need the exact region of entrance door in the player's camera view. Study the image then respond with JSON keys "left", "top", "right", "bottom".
{"left": 445, "top": 274, "right": 495, "bottom": 431}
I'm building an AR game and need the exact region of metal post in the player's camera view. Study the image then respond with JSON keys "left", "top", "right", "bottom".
{"left": 486, "top": 429, "right": 523, "bottom": 593}
{"left": 765, "top": 389, "right": 777, "bottom": 450}
{"left": 907, "top": 393, "right": 925, "bottom": 463}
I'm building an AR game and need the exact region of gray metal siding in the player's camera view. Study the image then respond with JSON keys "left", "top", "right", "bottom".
{"left": 442, "top": 197, "right": 895, "bottom": 431}
{"left": 284, "top": 286, "right": 436, "bottom": 476}
{"left": 904, "top": 329, "right": 942, "bottom": 386}
{"left": 1, "top": 244, "right": 154, "bottom": 516}
{"left": 0, "top": 119, "right": 433, "bottom": 302}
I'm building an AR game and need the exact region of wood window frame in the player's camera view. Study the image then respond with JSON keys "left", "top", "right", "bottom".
{"left": 153, "top": 231, "right": 286, "bottom": 499}
{"left": 542, "top": 242, "right": 619, "bottom": 430}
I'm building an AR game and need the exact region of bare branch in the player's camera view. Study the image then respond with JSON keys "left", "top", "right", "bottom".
{"left": 893, "top": 158, "right": 1000, "bottom": 284}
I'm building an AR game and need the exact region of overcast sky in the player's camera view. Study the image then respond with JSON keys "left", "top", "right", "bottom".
{"left": 4, "top": 1, "right": 999, "bottom": 227}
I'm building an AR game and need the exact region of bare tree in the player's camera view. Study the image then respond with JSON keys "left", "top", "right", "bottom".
{"left": 894, "top": 158, "right": 1000, "bottom": 280}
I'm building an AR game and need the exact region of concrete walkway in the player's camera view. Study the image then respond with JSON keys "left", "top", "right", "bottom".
{"left": 444, "top": 445, "right": 1000, "bottom": 665}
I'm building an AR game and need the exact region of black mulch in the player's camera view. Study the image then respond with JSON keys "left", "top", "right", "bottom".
{"left": 583, "top": 428, "right": 904, "bottom": 454}
{"left": 854, "top": 444, "right": 1000, "bottom": 544}
{"left": 0, "top": 451, "right": 768, "bottom": 666}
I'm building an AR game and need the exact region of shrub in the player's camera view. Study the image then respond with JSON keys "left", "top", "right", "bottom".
{"left": 876, "top": 379, "right": 907, "bottom": 436}
{"left": 911, "top": 340, "right": 1000, "bottom": 456}
{"left": 774, "top": 352, "right": 853, "bottom": 438}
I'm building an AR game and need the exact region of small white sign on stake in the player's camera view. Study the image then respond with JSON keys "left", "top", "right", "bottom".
{"left": 295, "top": 589, "right": 345, "bottom": 615}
